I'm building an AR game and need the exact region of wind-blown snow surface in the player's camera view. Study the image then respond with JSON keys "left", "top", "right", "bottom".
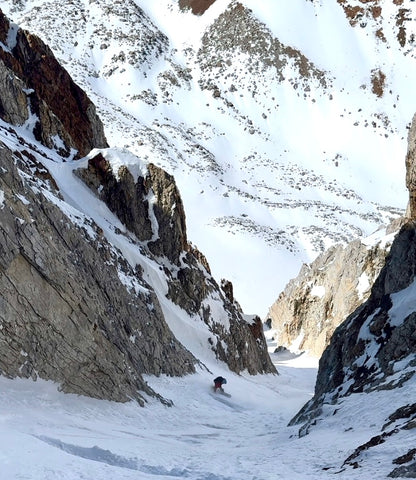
{"left": 0, "top": 352, "right": 316, "bottom": 480}
{"left": 2, "top": 343, "right": 414, "bottom": 480}
{"left": 2, "top": 0, "right": 410, "bottom": 316}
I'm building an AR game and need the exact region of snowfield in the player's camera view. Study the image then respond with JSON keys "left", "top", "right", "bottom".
{"left": 0, "top": 351, "right": 317, "bottom": 480}
{"left": 1, "top": 345, "right": 414, "bottom": 480}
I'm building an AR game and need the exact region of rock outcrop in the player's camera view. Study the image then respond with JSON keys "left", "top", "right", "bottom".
{"left": 290, "top": 221, "right": 416, "bottom": 426}
{"left": 0, "top": 8, "right": 107, "bottom": 157}
{"left": 337, "top": 0, "right": 412, "bottom": 49}
{"left": 76, "top": 149, "right": 276, "bottom": 375}
{"left": 179, "top": 0, "right": 217, "bottom": 15}
{"left": 76, "top": 152, "right": 188, "bottom": 265}
{"left": 197, "top": 1, "right": 329, "bottom": 105}
{"left": 267, "top": 222, "right": 403, "bottom": 357}
{"left": 0, "top": 145, "right": 196, "bottom": 405}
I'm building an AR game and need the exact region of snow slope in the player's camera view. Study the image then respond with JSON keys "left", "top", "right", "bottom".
{"left": 2, "top": 0, "right": 411, "bottom": 316}
{"left": 0, "top": 352, "right": 314, "bottom": 480}
{"left": 1, "top": 117, "right": 411, "bottom": 478}
{"left": 1, "top": 338, "right": 414, "bottom": 480}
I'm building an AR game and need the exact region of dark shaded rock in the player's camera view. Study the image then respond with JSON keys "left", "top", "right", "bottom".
{"left": 389, "top": 462, "right": 416, "bottom": 478}
{"left": 146, "top": 163, "right": 188, "bottom": 262}
{"left": 0, "top": 8, "right": 107, "bottom": 157}
{"left": 393, "top": 449, "right": 416, "bottom": 466}
{"left": 0, "top": 58, "right": 28, "bottom": 125}
{"left": 179, "top": 0, "right": 217, "bottom": 15}
{"left": 384, "top": 404, "right": 416, "bottom": 430}
{"left": 76, "top": 153, "right": 187, "bottom": 264}
{"left": 342, "top": 429, "right": 398, "bottom": 469}
{"left": 221, "top": 279, "right": 234, "bottom": 303}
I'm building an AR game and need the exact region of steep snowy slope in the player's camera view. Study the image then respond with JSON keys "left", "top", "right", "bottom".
{"left": 2, "top": 0, "right": 412, "bottom": 314}
{"left": 1, "top": 338, "right": 414, "bottom": 479}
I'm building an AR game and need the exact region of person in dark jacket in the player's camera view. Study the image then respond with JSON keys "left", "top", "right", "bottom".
{"left": 213, "top": 376, "right": 227, "bottom": 392}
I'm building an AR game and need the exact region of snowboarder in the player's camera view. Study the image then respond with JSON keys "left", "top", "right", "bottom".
{"left": 213, "top": 376, "right": 227, "bottom": 393}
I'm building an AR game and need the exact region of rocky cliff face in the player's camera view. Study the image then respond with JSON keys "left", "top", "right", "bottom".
{"left": 75, "top": 149, "right": 275, "bottom": 375}
{"left": 0, "top": 144, "right": 196, "bottom": 405}
{"left": 76, "top": 152, "right": 188, "bottom": 265}
{"left": 0, "top": 7, "right": 275, "bottom": 404}
{"left": 290, "top": 223, "right": 416, "bottom": 474}
{"left": 267, "top": 221, "right": 404, "bottom": 357}
{"left": 405, "top": 113, "right": 416, "bottom": 218}
{"left": 287, "top": 115, "right": 416, "bottom": 475}
{"left": 0, "top": 8, "right": 107, "bottom": 158}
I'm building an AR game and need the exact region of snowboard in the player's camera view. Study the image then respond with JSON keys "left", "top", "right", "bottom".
{"left": 212, "top": 386, "right": 231, "bottom": 398}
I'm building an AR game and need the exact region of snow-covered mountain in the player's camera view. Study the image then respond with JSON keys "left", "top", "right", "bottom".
{"left": 2, "top": 0, "right": 412, "bottom": 315}
{"left": 1, "top": 2, "right": 416, "bottom": 479}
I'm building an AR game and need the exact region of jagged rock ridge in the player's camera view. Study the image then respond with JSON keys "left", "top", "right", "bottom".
{"left": 0, "top": 9, "right": 107, "bottom": 157}
{"left": 77, "top": 149, "right": 275, "bottom": 375}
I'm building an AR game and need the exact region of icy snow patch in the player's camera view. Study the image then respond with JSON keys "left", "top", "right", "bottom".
{"left": 310, "top": 285, "right": 325, "bottom": 298}
{"left": 86, "top": 148, "right": 149, "bottom": 183}
{"left": 389, "top": 279, "right": 416, "bottom": 328}
{"left": 357, "top": 272, "right": 370, "bottom": 300}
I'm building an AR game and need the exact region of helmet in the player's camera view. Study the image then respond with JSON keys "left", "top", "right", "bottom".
{"left": 222, "top": 378, "right": 227, "bottom": 384}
